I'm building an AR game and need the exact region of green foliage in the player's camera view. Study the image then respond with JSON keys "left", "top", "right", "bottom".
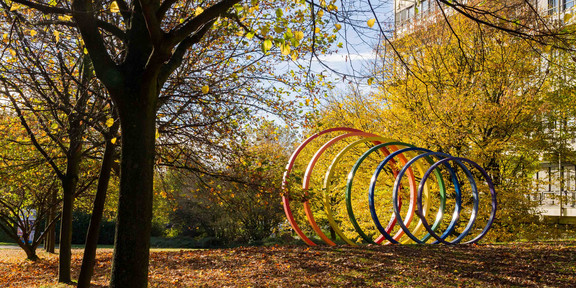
{"left": 0, "top": 227, "right": 11, "bottom": 242}
{"left": 153, "top": 122, "right": 294, "bottom": 245}
{"left": 69, "top": 211, "right": 116, "bottom": 245}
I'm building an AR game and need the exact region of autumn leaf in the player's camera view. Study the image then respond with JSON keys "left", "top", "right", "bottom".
{"left": 202, "top": 85, "right": 210, "bottom": 94}
{"left": 367, "top": 18, "right": 376, "bottom": 28}
{"left": 53, "top": 30, "right": 60, "bottom": 43}
{"left": 110, "top": 1, "right": 120, "bottom": 13}
{"left": 10, "top": 3, "right": 22, "bottom": 11}
{"left": 294, "top": 31, "right": 304, "bottom": 41}
{"left": 262, "top": 39, "right": 272, "bottom": 53}
{"left": 291, "top": 52, "right": 298, "bottom": 61}
{"left": 195, "top": 7, "right": 204, "bottom": 16}
{"left": 105, "top": 118, "right": 114, "bottom": 127}
{"left": 58, "top": 15, "right": 72, "bottom": 21}
{"left": 280, "top": 43, "right": 291, "bottom": 55}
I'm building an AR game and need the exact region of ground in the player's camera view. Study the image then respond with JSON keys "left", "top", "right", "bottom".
{"left": 0, "top": 241, "right": 575, "bottom": 287}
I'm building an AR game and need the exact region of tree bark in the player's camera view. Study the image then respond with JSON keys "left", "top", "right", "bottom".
{"left": 329, "top": 226, "right": 336, "bottom": 241}
{"left": 58, "top": 178, "right": 75, "bottom": 283}
{"left": 109, "top": 83, "right": 157, "bottom": 288}
{"left": 45, "top": 189, "right": 58, "bottom": 253}
{"left": 22, "top": 244, "right": 39, "bottom": 261}
{"left": 58, "top": 117, "right": 84, "bottom": 283}
{"left": 59, "top": 53, "right": 90, "bottom": 283}
{"left": 77, "top": 138, "right": 116, "bottom": 288}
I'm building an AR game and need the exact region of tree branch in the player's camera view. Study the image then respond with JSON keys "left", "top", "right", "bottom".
{"left": 1, "top": 82, "right": 66, "bottom": 180}
{"left": 157, "top": 0, "right": 178, "bottom": 21}
{"left": 72, "top": 0, "right": 121, "bottom": 90}
{"left": 159, "top": 20, "right": 215, "bottom": 85}
{"left": 223, "top": 12, "right": 265, "bottom": 40}
{"left": 115, "top": 0, "right": 132, "bottom": 22}
{"left": 10, "top": 0, "right": 70, "bottom": 15}
{"left": 33, "top": 19, "right": 127, "bottom": 40}
{"left": 167, "top": 0, "right": 240, "bottom": 47}
{"left": 137, "top": 0, "right": 164, "bottom": 49}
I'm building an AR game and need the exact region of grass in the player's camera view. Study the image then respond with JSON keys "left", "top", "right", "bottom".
{"left": 0, "top": 240, "right": 575, "bottom": 287}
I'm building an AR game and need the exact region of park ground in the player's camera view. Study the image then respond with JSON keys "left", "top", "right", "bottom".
{"left": 0, "top": 240, "right": 575, "bottom": 287}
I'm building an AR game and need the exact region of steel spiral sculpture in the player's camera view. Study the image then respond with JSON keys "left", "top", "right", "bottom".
{"left": 282, "top": 127, "right": 497, "bottom": 246}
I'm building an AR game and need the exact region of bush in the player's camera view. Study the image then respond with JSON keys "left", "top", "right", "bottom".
{"left": 0, "top": 228, "right": 13, "bottom": 242}
{"left": 150, "top": 236, "right": 198, "bottom": 248}
{"left": 66, "top": 211, "right": 116, "bottom": 245}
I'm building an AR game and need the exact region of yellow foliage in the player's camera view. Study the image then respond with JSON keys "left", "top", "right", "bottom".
{"left": 309, "top": 13, "right": 573, "bottom": 243}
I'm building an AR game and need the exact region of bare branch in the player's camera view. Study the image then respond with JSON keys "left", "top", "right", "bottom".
{"left": 159, "top": 20, "right": 215, "bottom": 85}
{"left": 1, "top": 83, "right": 65, "bottom": 180}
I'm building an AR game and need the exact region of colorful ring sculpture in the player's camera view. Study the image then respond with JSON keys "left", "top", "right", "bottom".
{"left": 281, "top": 127, "right": 497, "bottom": 246}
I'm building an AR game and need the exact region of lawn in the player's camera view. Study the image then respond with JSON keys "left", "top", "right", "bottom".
{"left": 0, "top": 241, "right": 575, "bottom": 287}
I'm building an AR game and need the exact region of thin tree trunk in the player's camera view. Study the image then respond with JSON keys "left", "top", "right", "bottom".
{"left": 109, "top": 87, "right": 157, "bottom": 288}
{"left": 59, "top": 53, "right": 90, "bottom": 283}
{"left": 44, "top": 217, "right": 54, "bottom": 253}
{"left": 77, "top": 139, "right": 116, "bottom": 288}
{"left": 45, "top": 189, "right": 58, "bottom": 253}
{"left": 58, "top": 120, "right": 83, "bottom": 283}
{"left": 58, "top": 182, "right": 74, "bottom": 283}
{"left": 58, "top": 132, "right": 84, "bottom": 283}
{"left": 329, "top": 226, "right": 336, "bottom": 241}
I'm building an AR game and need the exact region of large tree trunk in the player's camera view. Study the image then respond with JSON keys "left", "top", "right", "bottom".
{"left": 77, "top": 138, "right": 116, "bottom": 288}
{"left": 109, "top": 84, "right": 157, "bottom": 288}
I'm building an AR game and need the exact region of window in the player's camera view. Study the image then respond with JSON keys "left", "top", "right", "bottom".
{"left": 549, "top": 0, "right": 558, "bottom": 15}
{"left": 396, "top": 5, "right": 415, "bottom": 24}
{"left": 396, "top": 9, "right": 408, "bottom": 24}
{"left": 421, "top": 0, "right": 429, "bottom": 13}
{"left": 407, "top": 5, "right": 414, "bottom": 21}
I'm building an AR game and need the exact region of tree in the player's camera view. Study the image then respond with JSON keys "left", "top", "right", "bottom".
{"left": 312, "top": 12, "right": 560, "bottom": 242}
{"left": 77, "top": 109, "right": 119, "bottom": 288}
{"left": 0, "top": 112, "right": 62, "bottom": 260}
{"left": 0, "top": 15, "right": 119, "bottom": 281}
{"left": 160, "top": 122, "right": 293, "bottom": 244}
{"left": 1, "top": 0, "right": 333, "bottom": 286}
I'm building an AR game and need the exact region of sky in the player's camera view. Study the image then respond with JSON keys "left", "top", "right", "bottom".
{"left": 311, "top": 0, "right": 395, "bottom": 93}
